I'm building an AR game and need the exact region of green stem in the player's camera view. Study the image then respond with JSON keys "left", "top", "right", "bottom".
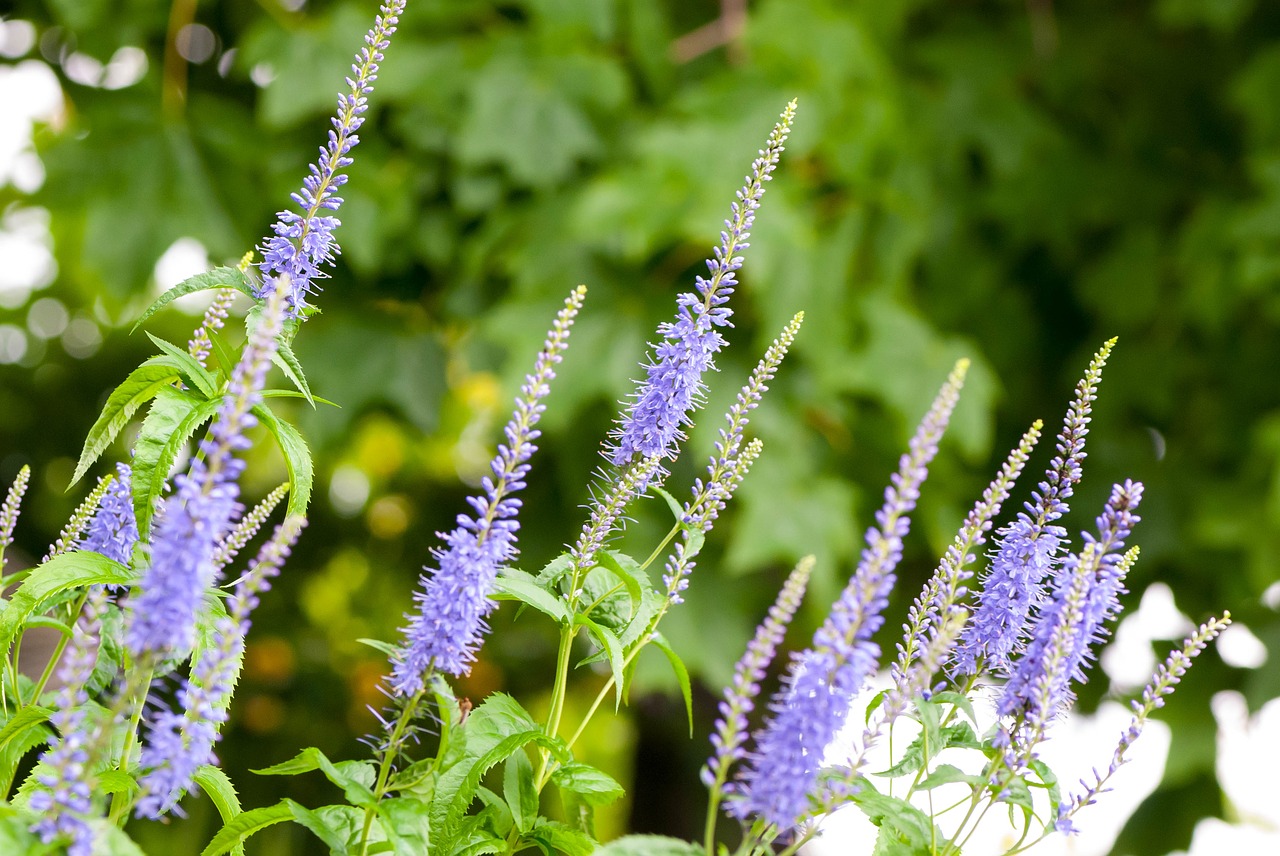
{"left": 536, "top": 624, "right": 578, "bottom": 788}
{"left": 358, "top": 689, "right": 425, "bottom": 856}
{"left": 640, "top": 522, "right": 680, "bottom": 571}
{"left": 27, "top": 590, "right": 91, "bottom": 704}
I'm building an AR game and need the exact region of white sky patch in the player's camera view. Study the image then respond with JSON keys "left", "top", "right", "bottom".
{"left": 154, "top": 237, "right": 213, "bottom": 314}
{"left": 1215, "top": 622, "right": 1267, "bottom": 670}
{"left": 1166, "top": 692, "right": 1280, "bottom": 855}
{"left": 1102, "top": 582, "right": 1196, "bottom": 693}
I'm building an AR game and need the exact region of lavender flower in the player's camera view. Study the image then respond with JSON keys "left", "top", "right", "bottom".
{"left": 705, "top": 556, "right": 814, "bottom": 794}
{"left": 78, "top": 462, "right": 139, "bottom": 566}
{"left": 1057, "top": 612, "right": 1231, "bottom": 834}
{"left": 662, "top": 312, "right": 804, "bottom": 605}
{"left": 390, "top": 287, "right": 586, "bottom": 694}
{"left": 732, "top": 361, "right": 968, "bottom": 830}
{"left": 998, "top": 482, "right": 1143, "bottom": 764}
{"left": 29, "top": 587, "right": 110, "bottom": 855}
{"left": 126, "top": 281, "right": 289, "bottom": 659}
{"left": 257, "top": 1, "right": 406, "bottom": 318}
{"left": 135, "top": 518, "right": 304, "bottom": 818}
{"left": 893, "top": 419, "right": 1043, "bottom": 688}
{"left": 953, "top": 339, "right": 1116, "bottom": 678}
{"left": 608, "top": 101, "right": 796, "bottom": 471}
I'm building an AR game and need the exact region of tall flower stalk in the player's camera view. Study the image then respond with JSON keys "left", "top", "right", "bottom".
{"left": 609, "top": 101, "right": 797, "bottom": 472}
{"left": 732, "top": 360, "right": 968, "bottom": 831}
{"left": 390, "top": 286, "right": 587, "bottom": 695}
{"left": 258, "top": 0, "right": 406, "bottom": 319}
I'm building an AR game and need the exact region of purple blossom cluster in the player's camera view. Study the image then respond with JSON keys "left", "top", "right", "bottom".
{"left": 730, "top": 361, "right": 968, "bottom": 829}
{"left": 609, "top": 101, "right": 797, "bottom": 471}
{"left": 136, "top": 518, "right": 304, "bottom": 818}
{"left": 78, "top": 462, "right": 139, "bottom": 566}
{"left": 257, "top": 1, "right": 406, "bottom": 319}
{"left": 953, "top": 339, "right": 1115, "bottom": 677}
{"left": 390, "top": 287, "right": 586, "bottom": 695}
{"left": 29, "top": 588, "right": 110, "bottom": 855}
{"left": 126, "top": 283, "right": 287, "bottom": 660}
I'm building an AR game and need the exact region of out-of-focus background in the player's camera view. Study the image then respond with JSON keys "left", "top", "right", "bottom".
{"left": 1, "top": 1, "right": 1278, "bottom": 853}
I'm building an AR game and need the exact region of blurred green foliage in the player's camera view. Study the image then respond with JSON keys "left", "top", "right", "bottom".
{"left": 1, "top": 0, "right": 1278, "bottom": 853}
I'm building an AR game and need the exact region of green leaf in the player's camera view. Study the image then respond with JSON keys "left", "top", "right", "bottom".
{"left": 576, "top": 616, "right": 625, "bottom": 709}
{"left": 132, "top": 267, "right": 254, "bottom": 333}
{"left": 864, "top": 689, "right": 888, "bottom": 726}
{"left": 145, "top": 332, "right": 219, "bottom": 398}
{"left": 650, "top": 487, "right": 687, "bottom": 526}
{"left": 98, "top": 768, "right": 139, "bottom": 796}
{"left": 194, "top": 765, "right": 246, "bottom": 856}
{"left": 852, "top": 780, "right": 944, "bottom": 856}
{"left": 475, "top": 786, "right": 513, "bottom": 837}
{"left": 593, "top": 835, "right": 704, "bottom": 856}
{"left": 0, "top": 553, "right": 132, "bottom": 652}
{"left": 254, "top": 747, "right": 377, "bottom": 809}
{"left": 493, "top": 568, "right": 570, "bottom": 625}
{"left": 261, "top": 389, "right": 341, "bottom": 407}
{"left": 527, "top": 818, "right": 596, "bottom": 856}
{"left": 70, "top": 361, "right": 182, "bottom": 486}
{"left": 0, "top": 706, "right": 52, "bottom": 794}
{"left": 287, "top": 803, "right": 357, "bottom": 855}
{"left": 593, "top": 551, "right": 646, "bottom": 621}
{"left": 930, "top": 691, "right": 978, "bottom": 727}
{"left": 379, "top": 797, "right": 432, "bottom": 855}
{"left": 915, "top": 763, "right": 985, "bottom": 790}
{"left": 132, "top": 387, "right": 220, "bottom": 540}
{"left": 533, "top": 553, "right": 574, "bottom": 590}
{"left": 551, "top": 762, "right": 624, "bottom": 807}
{"left": 251, "top": 404, "right": 314, "bottom": 517}
{"left": 274, "top": 340, "right": 316, "bottom": 407}
{"left": 431, "top": 694, "right": 560, "bottom": 852}
{"left": 200, "top": 799, "right": 296, "bottom": 856}
{"left": 1028, "top": 758, "right": 1062, "bottom": 831}
{"left": 502, "top": 749, "right": 538, "bottom": 834}
{"left": 648, "top": 633, "right": 692, "bottom": 736}
{"left": 356, "top": 637, "right": 399, "bottom": 658}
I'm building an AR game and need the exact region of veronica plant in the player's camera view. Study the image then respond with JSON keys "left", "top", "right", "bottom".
{"left": 1, "top": 2, "right": 1229, "bottom": 855}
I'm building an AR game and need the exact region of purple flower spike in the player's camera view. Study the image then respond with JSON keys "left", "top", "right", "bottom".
{"left": 257, "top": 1, "right": 406, "bottom": 319}
{"left": 705, "top": 556, "right": 813, "bottom": 795}
{"left": 954, "top": 338, "right": 1116, "bottom": 678}
{"left": 78, "top": 462, "right": 139, "bottom": 567}
{"left": 136, "top": 518, "right": 304, "bottom": 819}
{"left": 1058, "top": 612, "right": 1230, "bottom": 833}
{"left": 391, "top": 287, "right": 586, "bottom": 695}
{"left": 608, "top": 101, "right": 797, "bottom": 474}
{"left": 30, "top": 587, "right": 110, "bottom": 855}
{"left": 999, "top": 481, "right": 1143, "bottom": 764}
{"left": 126, "top": 280, "right": 289, "bottom": 660}
{"left": 733, "top": 360, "right": 968, "bottom": 831}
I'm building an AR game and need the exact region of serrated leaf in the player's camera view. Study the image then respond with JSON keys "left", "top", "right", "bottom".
{"left": 0, "top": 706, "right": 52, "bottom": 794}
{"left": 71, "top": 362, "right": 182, "bottom": 486}
{"left": 200, "top": 800, "right": 296, "bottom": 856}
{"left": 852, "top": 780, "right": 943, "bottom": 855}
{"left": 494, "top": 569, "right": 570, "bottom": 625}
{"left": 133, "top": 268, "right": 254, "bottom": 333}
{"left": 930, "top": 691, "right": 978, "bottom": 726}
{"left": 915, "top": 763, "right": 985, "bottom": 790}
{"left": 132, "top": 387, "right": 220, "bottom": 540}
{"left": 253, "top": 746, "right": 376, "bottom": 808}
{"left": 528, "top": 819, "right": 595, "bottom": 856}
{"left": 431, "top": 694, "right": 559, "bottom": 852}
{"left": 380, "top": 796, "right": 432, "bottom": 855}
{"left": 97, "top": 768, "right": 139, "bottom": 796}
{"left": 145, "top": 333, "right": 219, "bottom": 398}
{"left": 649, "top": 633, "right": 692, "bottom": 736}
{"left": 289, "top": 803, "right": 357, "bottom": 855}
{"left": 576, "top": 616, "right": 625, "bottom": 709}
{"left": 503, "top": 749, "right": 537, "bottom": 834}
{"left": 475, "top": 787, "right": 513, "bottom": 837}
{"left": 194, "top": 765, "right": 246, "bottom": 856}
{"left": 0, "top": 553, "right": 132, "bottom": 652}
{"left": 274, "top": 340, "right": 315, "bottom": 407}
{"left": 593, "top": 835, "right": 704, "bottom": 856}
{"left": 251, "top": 404, "right": 313, "bottom": 517}
{"left": 551, "top": 763, "right": 624, "bottom": 807}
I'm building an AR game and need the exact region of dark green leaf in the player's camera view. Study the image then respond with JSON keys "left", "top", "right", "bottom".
{"left": 649, "top": 633, "right": 692, "bottom": 736}
{"left": 380, "top": 796, "right": 432, "bottom": 855}
{"left": 194, "top": 765, "right": 246, "bottom": 856}
{"left": 650, "top": 487, "right": 687, "bottom": 526}
{"left": 494, "top": 568, "right": 570, "bottom": 625}
{"left": 200, "top": 799, "right": 297, "bottom": 856}
{"left": 527, "top": 818, "right": 595, "bottom": 856}
{"left": 551, "top": 762, "right": 625, "bottom": 807}
{"left": 593, "top": 835, "right": 704, "bottom": 856}
{"left": 251, "top": 404, "right": 314, "bottom": 517}
{"left": 576, "top": 616, "right": 625, "bottom": 708}
{"left": 145, "top": 332, "right": 219, "bottom": 398}
{"left": 274, "top": 340, "right": 316, "bottom": 407}
{"left": 132, "top": 387, "right": 220, "bottom": 540}
{"left": 253, "top": 746, "right": 377, "bottom": 809}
